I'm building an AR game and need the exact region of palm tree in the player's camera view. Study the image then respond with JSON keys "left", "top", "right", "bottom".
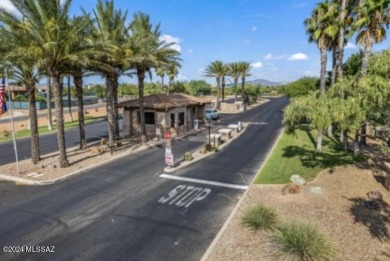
{"left": 0, "top": 3, "right": 44, "bottom": 164}
{"left": 89, "top": 0, "right": 132, "bottom": 147}
{"left": 238, "top": 62, "right": 252, "bottom": 102}
{"left": 128, "top": 12, "right": 180, "bottom": 144}
{"left": 9, "top": 0, "right": 93, "bottom": 167}
{"left": 304, "top": 0, "right": 339, "bottom": 95}
{"left": 221, "top": 64, "right": 230, "bottom": 102}
{"left": 229, "top": 62, "right": 241, "bottom": 101}
{"left": 354, "top": 0, "right": 390, "bottom": 77}
{"left": 354, "top": 0, "right": 390, "bottom": 146}
{"left": 167, "top": 62, "right": 181, "bottom": 94}
{"left": 155, "top": 65, "right": 166, "bottom": 92}
{"left": 204, "top": 60, "right": 224, "bottom": 108}
{"left": 304, "top": 0, "right": 339, "bottom": 152}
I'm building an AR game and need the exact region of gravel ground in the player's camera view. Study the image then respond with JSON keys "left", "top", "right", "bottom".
{"left": 207, "top": 145, "right": 390, "bottom": 261}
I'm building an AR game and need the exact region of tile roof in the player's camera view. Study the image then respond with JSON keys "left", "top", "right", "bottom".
{"left": 118, "top": 93, "right": 212, "bottom": 110}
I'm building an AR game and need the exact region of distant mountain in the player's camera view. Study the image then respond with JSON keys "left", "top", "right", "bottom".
{"left": 246, "top": 79, "right": 286, "bottom": 86}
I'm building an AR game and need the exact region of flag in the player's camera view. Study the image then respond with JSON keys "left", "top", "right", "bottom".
{"left": 0, "top": 78, "right": 7, "bottom": 115}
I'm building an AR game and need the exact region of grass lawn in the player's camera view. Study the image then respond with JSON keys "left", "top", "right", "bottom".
{"left": 0, "top": 116, "right": 106, "bottom": 142}
{"left": 255, "top": 125, "right": 365, "bottom": 184}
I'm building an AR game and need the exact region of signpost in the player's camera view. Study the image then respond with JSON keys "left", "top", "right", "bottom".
{"left": 164, "top": 130, "right": 173, "bottom": 167}
{"left": 165, "top": 153, "right": 174, "bottom": 166}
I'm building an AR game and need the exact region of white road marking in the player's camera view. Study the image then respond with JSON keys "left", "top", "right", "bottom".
{"left": 247, "top": 122, "right": 268, "bottom": 125}
{"left": 158, "top": 184, "right": 211, "bottom": 208}
{"left": 159, "top": 174, "right": 248, "bottom": 190}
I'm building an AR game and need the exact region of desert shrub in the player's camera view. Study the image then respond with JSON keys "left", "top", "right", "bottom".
{"left": 184, "top": 151, "right": 192, "bottom": 161}
{"left": 241, "top": 204, "right": 277, "bottom": 230}
{"left": 272, "top": 220, "right": 336, "bottom": 261}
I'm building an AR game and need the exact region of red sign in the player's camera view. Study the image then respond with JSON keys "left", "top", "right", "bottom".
{"left": 164, "top": 131, "right": 171, "bottom": 140}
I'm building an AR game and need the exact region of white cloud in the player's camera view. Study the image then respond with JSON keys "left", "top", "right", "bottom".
{"left": 177, "top": 74, "right": 187, "bottom": 81}
{"left": 345, "top": 42, "right": 357, "bottom": 49}
{"left": 0, "top": 1, "right": 17, "bottom": 12}
{"left": 264, "top": 53, "right": 273, "bottom": 60}
{"left": 251, "top": 62, "right": 263, "bottom": 68}
{"left": 187, "top": 49, "right": 193, "bottom": 54}
{"left": 159, "top": 34, "right": 181, "bottom": 53}
{"left": 252, "top": 26, "right": 257, "bottom": 32}
{"left": 288, "top": 53, "right": 308, "bottom": 61}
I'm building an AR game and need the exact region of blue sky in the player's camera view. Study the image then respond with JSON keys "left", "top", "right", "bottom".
{"left": 1, "top": 0, "right": 389, "bottom": 85}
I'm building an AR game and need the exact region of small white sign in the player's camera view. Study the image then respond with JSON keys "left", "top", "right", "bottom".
{"left": 156, "top": 128, "right": 161, "bottom": 136}
{"left": 165, "top": 148, "right": 172, "bottom": 154}
{"left": 165, "top": 153, "right": 174, "bottom": 166}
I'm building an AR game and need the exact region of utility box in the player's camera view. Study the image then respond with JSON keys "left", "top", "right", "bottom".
{"left": 194, "top": 119, "right": 200, "bottom": 129}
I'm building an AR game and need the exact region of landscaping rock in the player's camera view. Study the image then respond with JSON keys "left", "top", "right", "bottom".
{"left": 309, "top": 186, "right": 322, "bottom": 194}
{"left": 290, "top": 175, "right": 306, "bottom": 186}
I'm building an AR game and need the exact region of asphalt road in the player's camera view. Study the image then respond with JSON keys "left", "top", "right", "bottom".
{"left": 0, "top": 97, "right": 289, "bottom": 261}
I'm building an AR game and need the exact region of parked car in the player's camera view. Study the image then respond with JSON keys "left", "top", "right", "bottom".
{"left": 205, "top": 108, "right": 220, "bottom": 120}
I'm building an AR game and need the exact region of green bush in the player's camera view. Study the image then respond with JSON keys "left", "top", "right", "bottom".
{"left": 272, "top": 220, "right": 336, "bottom": 261}
{"left": 241, "top": 204, "right": 277, "bottom": 230}
{"left": 184, "top": 151, "right": 193, "bottom": 161}
{"left": 14, "top": 94, "right": 28, "bottom": 102}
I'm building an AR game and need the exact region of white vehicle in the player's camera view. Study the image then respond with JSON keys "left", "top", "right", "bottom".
{"left": 205, "top": 108, "right": 220, "bottom": 120}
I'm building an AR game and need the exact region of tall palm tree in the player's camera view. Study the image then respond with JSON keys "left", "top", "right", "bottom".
{"left": 354, "top": 0, "right": 390, "bottom": 77}
{"left": 9, "top": 0, "right": 94, "bottom": 167}
{"left": 238, "top": 62, "right": 252, "bottom": 102}
{"left": 221, "top": 64, "right": 230, "bottom": 102}
{"left": 89, "top": 0, "right": 132, "bottom": 147}
{"left": 354, "top": 0, "right": 389, "bottom": 146}
{"left": 305, "top": 0, "right": 339, "bottom": 95}
{"left": 167, "top": 62, "right": 181, "bottom": 94}
{"left": 128, "top": 12, "right": 180, "bottom": 144}
{"left": 229, "top": 62, "right": 241, "bottom": 101}
{"left": 0, "top": 3, "right": 44, "bottom": 164}
{"left": 204, "top": 60, "right": 224, "bottom": 109}
{"left": 304, "top": 0, "right": 339, "bottom": 152}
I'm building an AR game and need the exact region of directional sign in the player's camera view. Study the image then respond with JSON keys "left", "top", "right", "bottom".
{"left": 165, "top": 153, "right": 174, "bottom": 166}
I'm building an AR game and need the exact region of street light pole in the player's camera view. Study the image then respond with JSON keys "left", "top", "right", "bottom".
{"left": 208, "top": 119, "right": 211, "bottom": 150}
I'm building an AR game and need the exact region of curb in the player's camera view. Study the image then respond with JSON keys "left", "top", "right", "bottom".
{"left": 164, "top": 124, "right": 248, "bottom": 173}
{"left": 200, "top": 127, "right": 285, "bottom": 261}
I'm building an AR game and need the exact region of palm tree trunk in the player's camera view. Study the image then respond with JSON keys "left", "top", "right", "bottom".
{"left": 331, "top": 45, "right": 337, "bottom": 85}
{"left": 216, "top": 77, "right": 221, "bottom": 109}
{"left": 105, "top": 74, "right": 115, "bottom": 148}
{"left": 27, "top": 86, "right": 40, "bottom": 164}
{"left": 221, "top": 76, "right": 225, "bottom": 102}
{"left": 113, "top": 76, "right": 119, "bottom": 139}
{"left": 67, "top": 76, "right": 73, "bottom": 123}
{"left": 319, "top": 47, "right": 327, "bottom": 95}
{"left": 316, "top": 128, "right": 323, "bottom": 152}
{"left": 47, "top": 77, "right": 53, "bottom": 130}
{"left": 51, "top": 69, "right": 69, "bottom": 167}
{"left": 337, "top": 0, "right": 347, "bottom": 80}
{"left": 74, "top": 75, "right": 86, "bottom": 149}
{"left": 234, "top": 78, "right": 238, "bottom": 102}
{"left": 241, "top": 76, "right": 245, "bottom": 101}
{"left": 137, "top": 68, "right": 147, "bottom": 144}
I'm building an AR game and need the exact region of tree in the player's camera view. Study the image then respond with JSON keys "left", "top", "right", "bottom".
{"left": 229, "top": 62, "right": 241, "bottom": 101}
{"left": 167, "top": 62, "right": 181, "bottom": 94}
{"left": 282, "top": 77, "right": 320, "bottom": 98}
{"left": 220, "top": 64, "right": 230, "bottom": 102}
{"left": 304, "top": 0, "right": 339, "bottom": 95}
{"left": 5, "top": 0, "right": 90, "bottom": 167}
{"left": 238, "top": 62, "right": 252, "bottom": 102}
{"left": 354, "top": 0, "right": 390, "bottom": 78}
{"left": 187, "top": 80, "right": 211, "bottom": 96}
{"left": 204, "top": 60, "right": 224, "bottom": 108}
{"left": 128, "top": 12, "right": 180, "bottom": 144}
{"left": 0, "top": 7, "right": 44, "bottom": 164}
{"left": 89, "top": 0, "right": 132, "bottom": 147}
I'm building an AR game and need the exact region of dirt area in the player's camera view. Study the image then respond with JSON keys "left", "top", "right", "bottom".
{"left": 207, "top": 141, "right": 390, "bottom": 261}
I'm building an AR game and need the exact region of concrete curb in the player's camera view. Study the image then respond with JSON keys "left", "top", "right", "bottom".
{"left": 164, "top": 124, "right": 248, "bottom": 173}
{"left": 200, "top": 127, "right": 285, "bottom": 261}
